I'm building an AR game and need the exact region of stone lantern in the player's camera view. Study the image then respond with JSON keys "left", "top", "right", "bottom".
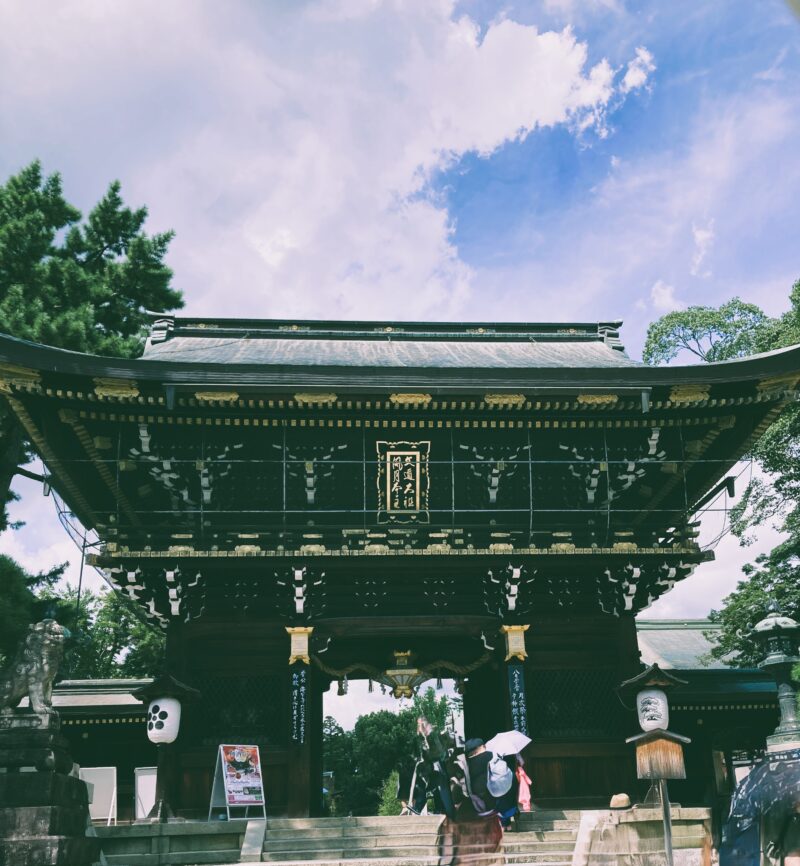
{"left": 752, "top": 602, "right": 800, "bottom": 753}
{"left": 133, "top": 673, "right": 200, "bottom": 821}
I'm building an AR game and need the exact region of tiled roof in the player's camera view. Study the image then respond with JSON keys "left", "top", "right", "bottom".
{"left": 636, "top": 619, "right": 729, "bottom": 670}
{"left": 141, "top": 317, "right": 640, "bottom": 369}
{"left": 21, "top": 679, "right": 150, "bottom": 713}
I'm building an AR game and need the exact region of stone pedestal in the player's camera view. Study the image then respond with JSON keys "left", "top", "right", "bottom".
{"left": 0, "top": 712, "right": 99, "bottom": 866}
{"left": 766, "top": 677, "right": 800, "bottom": 752}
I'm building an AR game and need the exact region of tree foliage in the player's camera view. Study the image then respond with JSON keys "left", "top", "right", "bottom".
{"left": 643, "top": 281, "right": 800, "bottom": 665}
{"left": 322, "top": 686, "right": 461, "bottom": 816}
{"left": 351, "top": 709, "right": 418, "bottom": 785}
{"left": 642, "top": 298, "right": 771, "bottom": 365}
{"left": 0, "top": 161, "right": 179, "bottom": 681}
{"left": 0, "top": 160, "right": 183, "bottom": 530}
{"left": 377, "top": 771, "right": 403, "bottom": 816}
{"left": 0, "top": 554, "right": 65, "bottom": 665}
{"left": 38, "top": 586, "right": 165, "bottom": 679}
{"left": 411, "top": 686, "right": 460, "bottom": 734}
{"left": 707, "top": 548, "right": 800, "bottom": 667}
{"left": 0, "top": 563, "right": 164, "bottom": 677}
{"left": 0, "top": 160, "right": 181, "bottom": 356}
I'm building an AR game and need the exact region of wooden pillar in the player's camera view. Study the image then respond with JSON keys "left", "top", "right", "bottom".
{"left": 616, "top": 614, "right": 642, "bottom": 679}
{"left": 463, "top": 661, "right": 506, "bottom": 741}
{"left": 464, "top": 625, "right": 532, "bottom": 740}
{"left": 501, "top": 625, "right": 531, "bottom": 735}
{"left": 161, "top": 621, "right": 185, "bottom": 818}
{"left": 286, "top": 628, "right": 323, "bottom": 817}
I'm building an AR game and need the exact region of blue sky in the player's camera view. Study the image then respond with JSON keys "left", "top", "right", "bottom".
{"left": 1, "top": 0, "right": 799, "bottom": 722}
{"left": 2, "top": 1, "right": 798, "bottom": 354}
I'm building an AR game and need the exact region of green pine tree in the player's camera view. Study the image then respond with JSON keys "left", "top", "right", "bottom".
{"left": 377, "top": 771, "right": 402, "bottom": 816}
{"left": 0, "top": 160, "right": 181, "bottom": 672}
{"left": 0, "top": 160, "right": 183, "bottom": 529}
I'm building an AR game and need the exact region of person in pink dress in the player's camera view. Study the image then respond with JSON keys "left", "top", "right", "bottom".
{"left": 516, "top": 756, "right": 532, "bottom": 813}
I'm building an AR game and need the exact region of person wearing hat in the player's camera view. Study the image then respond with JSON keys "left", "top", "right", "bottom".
{"left": 464, "top": 738, "right": 497, "bottom": 815}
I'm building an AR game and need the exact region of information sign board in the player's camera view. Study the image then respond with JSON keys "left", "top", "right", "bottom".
{"left": 79, "top": 766, "right": 117, "bottom": 825}
{"left": 208, "top": 744, "right": 267, "bottom": 821}
{"left": 134, "top": 766, "right": 157, "bottom": 820}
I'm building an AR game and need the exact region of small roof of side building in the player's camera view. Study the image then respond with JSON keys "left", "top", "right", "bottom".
{"left": 637, "top": 619, "right": 730, "bottom": 670}
{"left": 636, "top": 619, "right": 777, "bottom": 708}
{"left": 20, "top": 679, "right": 149, "bottom": 718}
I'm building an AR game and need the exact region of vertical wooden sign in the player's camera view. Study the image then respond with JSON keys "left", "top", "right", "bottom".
{"left": 290, "top": 664, "right": 307, "bottom": 745}
{"left": 507, "top": 664, "right": 529, "bottom": 736}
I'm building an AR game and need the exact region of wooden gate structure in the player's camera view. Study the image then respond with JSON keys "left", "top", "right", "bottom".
{"left": 1, "top": 317, "right": 797, "bottom": 815}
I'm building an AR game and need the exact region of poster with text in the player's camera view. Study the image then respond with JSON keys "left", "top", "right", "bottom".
{"left": 220, "top": 745, "right": 264, "bottom": 806}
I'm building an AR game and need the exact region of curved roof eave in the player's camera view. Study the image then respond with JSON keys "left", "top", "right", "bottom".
{"left": 1, "top": 331, "right": 800, "bottom": 390}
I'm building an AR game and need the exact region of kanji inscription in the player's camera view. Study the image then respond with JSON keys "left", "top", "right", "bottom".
{"left": 377, "top": 441, "right": 430, "bottom": 524}
{"left": 507, "top": 663, "right": 529, "bottom": 736}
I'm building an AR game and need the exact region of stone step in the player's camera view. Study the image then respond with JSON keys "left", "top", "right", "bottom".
{"left": 510, "top": 830, "right": 577, "bottom": 842}
{"left": 503, "top": 851, "right": 572, "bottom": 866}
{"left": 265, "top": 834, "right": 440, "bottom": 852}
{"left": 263, "top": 848, "right": 441, "bottom": 862}
{"left": 265, "top": 831, "right": 575, "bottom": 850}
{"left": 259, "top": 814, "right": 579, "bottom": 866}
{"left": 502, "top": 840, "right": 576, "bottom": 854}
{"left": 260, "top": 859, "right": 441, "bottom": 866}
{"left": 517, "top": 810, "right": 582, "bottom": 823}
{"left": 267, "top": 817, "right": 442, "bottom": 831}
{"left": 263, "top": 845, "right": 577, "bottom": 862}
{"left": 267, "top": 819, "right": 441, "bottom": 839}
{"left": 511, "top": 820, "right": 580, "bottom": 832}
{"left": 259, "top": 858, "right": 571, "bottom": 866}
{"left": 104, "top": 853, "right": 241, "bottom": 866}
{"left": 267, "top": 824, "right": 441, "bottom": 840}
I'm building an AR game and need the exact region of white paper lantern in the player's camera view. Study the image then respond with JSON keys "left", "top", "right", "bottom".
{"left": 636, "top": 688, "right": 669, "bottom": 732}
{"left": 146, "top": 697, "right": 182, "bottom": 744}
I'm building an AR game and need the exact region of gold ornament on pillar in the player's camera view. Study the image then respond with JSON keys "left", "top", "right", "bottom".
{"left": 500, "top": 625, "right": 530, "bottom": 662}
{"left": 286, "top": 626, "right": 314, "bottom": 665}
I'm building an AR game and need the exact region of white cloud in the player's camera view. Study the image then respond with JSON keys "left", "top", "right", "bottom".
{"left": 690, "top": 218, "right": 715, "bottom": 276}
{"left": 621, "top": 46, "right": 656, "bottom": 93}
{"left": 0, "top": 0, "right": 647, "bottom": 322}
{"left": 0, "top": 469, "right": 105, "bottom": 595}
{"left": 649, "top": 279, "right": 684, "bottom": 312}
{"left": 472, "top": 90, "right": 798, "bottom": 358}
{"left": 755, "top": 45, "right": 788, "bottom": 82}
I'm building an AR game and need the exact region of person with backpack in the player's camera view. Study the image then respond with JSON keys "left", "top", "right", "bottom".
{"left": 462, "top": 738, "right": 517, "bottom": 828}
{"left": 463, "top": 738, "right": 498, "bottom": 814}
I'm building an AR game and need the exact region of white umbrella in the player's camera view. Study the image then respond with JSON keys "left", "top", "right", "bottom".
{"left": 485, "top": 730, "right": 531, "bottom": 756}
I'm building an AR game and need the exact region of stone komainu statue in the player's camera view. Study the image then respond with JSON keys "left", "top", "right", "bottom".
{"left": 0, "top": 619, "right": 66, "bottom": 715}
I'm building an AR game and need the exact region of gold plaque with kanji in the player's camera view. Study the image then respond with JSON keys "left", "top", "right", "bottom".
{"left": 376, "top": 441, "right": 430, "bottom": 524}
